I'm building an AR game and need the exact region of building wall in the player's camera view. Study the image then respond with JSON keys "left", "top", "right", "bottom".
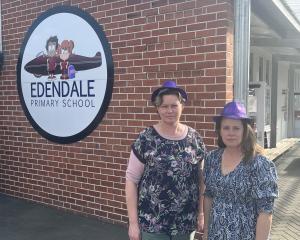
{"left": 249, "top": 47, "right": 293, "bottom": 146}
{"left": 0, "top": 0, "right": 234, "bottom": 227}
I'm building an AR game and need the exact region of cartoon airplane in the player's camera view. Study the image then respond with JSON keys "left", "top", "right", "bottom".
{"left": 24, "top": 52, "right": 102, "bottom": 78}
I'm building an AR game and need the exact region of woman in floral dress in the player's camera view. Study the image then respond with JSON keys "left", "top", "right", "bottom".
{"left": 125, "top": 81, "right": 206, "bottom": 240}
{"left": 203, "top": 101, "right": 278, "bottom": 240}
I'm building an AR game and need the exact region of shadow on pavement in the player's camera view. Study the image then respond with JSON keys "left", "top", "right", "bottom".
{"left": 0, "top": 193, "right": 128, "bottom": 240}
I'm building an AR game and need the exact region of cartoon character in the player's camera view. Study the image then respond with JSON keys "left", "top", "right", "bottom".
{"left": 46, "top": 36, "right": 59, "bottom": 79}
{"left": 59, "top": 40, "right": 74, "bottom": 80}
{"left": 24, "top": 43, "right": 102, "bottom": 77}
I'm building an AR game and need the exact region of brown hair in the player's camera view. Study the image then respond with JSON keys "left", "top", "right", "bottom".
{"left": 153, "top": 89, "right": 186, "bottom": 107}
{"left": 215, "top": 117, "right": 264, "bottom": 163}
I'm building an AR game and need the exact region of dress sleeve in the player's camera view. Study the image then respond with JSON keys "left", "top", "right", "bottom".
{"left": 251, "top": 155, "right": 279, "bottom": 214}
{"left": 131, "top": 129, "right": 147, "bottom": 164}
{"left": 196, "top": 134, "right": 207, "bottom": 166}
{"left": 126, "top": 150, "right": 145, "bottom": 184}
{"left": 203, "top": 151, "right": 213, "bottom": 198}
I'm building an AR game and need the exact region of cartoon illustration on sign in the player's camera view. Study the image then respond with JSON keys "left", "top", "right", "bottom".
{"left": 46, "top": 36, "right": 59, "bottom": 79}
{"left": 24, "top": 38, "right": 102, "bottom": 79}
{"left": 59, "top": 40, "right": 74, "bottom": 79}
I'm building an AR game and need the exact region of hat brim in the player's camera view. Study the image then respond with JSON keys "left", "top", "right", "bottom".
{"left": 151, "top": 87, "right": 187, "bottom": 103}
{"left": 213, "top": 115, "right": 252, "bottom": 123}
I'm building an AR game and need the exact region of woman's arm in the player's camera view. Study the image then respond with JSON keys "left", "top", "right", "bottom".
{"left": 125, "top": 179, "right": 141, "bottom": 240}
{"left": 203, "top": 195, "right": 213, "bottom": 239}
{"left": 255, "top": 212, "right": 272, "bottom": 240}
{"left": 125, "top": 151, "right": 145, "bottom": 240}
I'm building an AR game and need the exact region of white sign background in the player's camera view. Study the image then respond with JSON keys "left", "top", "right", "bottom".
{"left": 17, "top": 6, "right": 113, "bottom": 143}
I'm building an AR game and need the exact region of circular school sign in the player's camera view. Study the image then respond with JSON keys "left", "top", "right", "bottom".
{"left": 17, "top": 6, "right": 114, "bottom": 143}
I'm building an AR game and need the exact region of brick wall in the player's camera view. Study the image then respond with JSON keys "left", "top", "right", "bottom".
{"left": 0, "top": 0, "right": 234, "bottom": 231}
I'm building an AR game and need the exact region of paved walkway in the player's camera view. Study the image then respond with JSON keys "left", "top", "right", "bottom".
{"left": 264, "top": 138, "right": 299, "bottom": 161}
{"left": 271, "top": 142, "right": 300, "bottom": 239}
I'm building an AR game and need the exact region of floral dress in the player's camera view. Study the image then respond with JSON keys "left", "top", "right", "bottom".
{"left": 132, "top": 126, "right": 206, "bottom": 236}
{"left": 204, "top": 149, "right": 278, "bottom": 240}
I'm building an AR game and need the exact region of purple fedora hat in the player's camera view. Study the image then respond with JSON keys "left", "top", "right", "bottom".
{"left": 151, "top": 80, "right": 188, "bottom": 103}
{"left": 213, "top": 101, "right": 251, "bottom": 123}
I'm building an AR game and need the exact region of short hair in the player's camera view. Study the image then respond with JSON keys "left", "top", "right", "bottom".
{"left": 153, "top": 88, "right": 186, "bottom": 107}
{"left": 46, "top": 36, "right": 59, "bottom": 50}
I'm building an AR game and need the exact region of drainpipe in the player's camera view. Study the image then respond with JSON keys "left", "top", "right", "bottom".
{"left": 233, "top": 0, "right": 251, "bottom": 107}
{"left": 287, "top": 65, "right": 296, "bottom": 137}
{"left": 0, "top": 2, "right": 3, "bottom": 71}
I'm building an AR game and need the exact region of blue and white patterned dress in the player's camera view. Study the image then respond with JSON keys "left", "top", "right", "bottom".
{"left": 132, "top": 126, "right": 206, "bottom": 236}
{"left": 204, "top": 148, "right": 278, "bottom": 240}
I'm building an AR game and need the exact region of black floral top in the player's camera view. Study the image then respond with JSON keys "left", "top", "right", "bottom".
{"left": 132, "top": 126, "right": 206, "bottom": 236}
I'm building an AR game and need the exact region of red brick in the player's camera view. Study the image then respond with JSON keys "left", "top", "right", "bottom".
{"left": 152, "top": 0, "right": 168, "bottom": 8}
{"left": 0, "top": 0, "right": 234, "bottom": 229}
{"left": 186, "top": 54, "right": 205, "bottom": 62}
{"left": 159, "top": 34, "right": 176, "bottom": 42}
{"left": 134, "top": 17, "right": 147, "bottom": 25}
{"left": 205, "top": 68, "right": 226, "bottom": 76}
{"left": 159, "top": 19, "right": 176, "bottom": 28}
{"left": 160, "top": 4, "right": 177, "bottom": 14}
{"left": 187, "top": 22, "right": 206, "bottom": 31}
{"left": 177, "top": 16, "right": 195, "bottom": 26}
{"left": 178, "top": 47, "right": 195, "bottom": 55}
{"left": 142, "top": 8, "right": 158, "bottom": 17}
{"left": 143, "top": 22, "right": 159, "bottom": 31}
{"left": 169, "top": 26, "right": 187, "bottom": 34}
{"left": 178, "top": 1, "right": 196, "bottom": 11}
{"left": 205, "top": 52, "right": 226, "bottom": 60}
{"left": 127, "top": 0, "right": 142, "bottom": 5}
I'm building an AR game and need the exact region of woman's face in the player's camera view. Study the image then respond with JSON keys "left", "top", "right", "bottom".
{"left": 220, "top": 118, "right": 244, "bottom": 148}
{"left": 157, "top": 94, "right": 183, "bottom": 125}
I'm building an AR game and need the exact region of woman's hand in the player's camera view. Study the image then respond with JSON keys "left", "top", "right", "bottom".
{"left": 128, "top": 222, "right": 141, "bottom": 240}
{"left": 202, "top": 228, "right": 208, "bottom": 240}
{"left": 126, "top": 179, "right": 141, "bottom": 240}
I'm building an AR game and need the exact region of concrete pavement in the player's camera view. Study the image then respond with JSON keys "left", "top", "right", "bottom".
{"left": 271, "top": 142, "right": 300, "bottom": 239}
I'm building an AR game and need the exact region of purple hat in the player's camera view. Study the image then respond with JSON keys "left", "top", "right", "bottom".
{"left": 151, "top": 80, "right": 188, "bottom": 103}
{"left": 213, "top": 101, "right": 251, "bottom": 123}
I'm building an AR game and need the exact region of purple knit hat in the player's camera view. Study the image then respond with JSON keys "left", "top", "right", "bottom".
{"left": 213, "top": 101, "right": 251, "bottom": 123}
{"left": 151, "top": 80, "right": 188, "bottom": 103}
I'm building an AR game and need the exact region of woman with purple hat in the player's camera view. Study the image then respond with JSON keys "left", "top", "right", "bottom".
{"left": 203, "top": 101, "right": 278, "bottom": 240}
{"left": 125, "top": 80, "right": 206, "bottom": 240}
